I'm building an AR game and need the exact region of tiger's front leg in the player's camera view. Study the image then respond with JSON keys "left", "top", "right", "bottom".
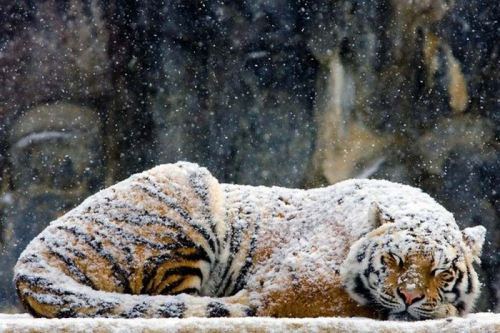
{"left": 250, "top": 275, "right": 379, "bottom": 318}
{"left": 175, "top": 291, "right": 254, "bottom": 317}
{"left": 433, "top": 303, "right": 459, "bottom": 319}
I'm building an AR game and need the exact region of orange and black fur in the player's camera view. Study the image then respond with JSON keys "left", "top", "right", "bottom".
{"left": 14, "top": 162, "right": 485, "bottom": 319}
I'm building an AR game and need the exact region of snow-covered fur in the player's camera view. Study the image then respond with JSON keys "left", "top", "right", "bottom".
{"left": 14, "top": 162, "right": 485, "bottom": 319}
{"left": 340, "top": 198, "right": 485, "bottom": 320}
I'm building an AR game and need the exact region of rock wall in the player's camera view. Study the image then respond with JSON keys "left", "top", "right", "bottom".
{"left": 0, "top": 0, "right": 498, "bottom": 312}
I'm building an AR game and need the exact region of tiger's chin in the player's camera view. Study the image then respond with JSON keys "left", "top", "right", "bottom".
{"left": 386, "top": 311, "right": 417, "bottom": 321}
{"left": 385, "top": 303, "right": 458, "bottom": 321}
{"left": 378, "top": 303, "right": 434, "bottom": 321}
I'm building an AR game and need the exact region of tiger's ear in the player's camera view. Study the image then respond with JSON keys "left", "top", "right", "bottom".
{"left": 368, "top": 202, "right": 392, "bottom": 228}
{"left": 462, "top": 225, "right": 486, "bottom": 263}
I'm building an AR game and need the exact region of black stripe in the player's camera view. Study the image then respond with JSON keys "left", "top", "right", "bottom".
{"left": 74, "top": 215, "right": 204, "bottom": 274}
{"left": 221, "top": 272, "right": 236, "bottom": 297}
{"left": 15, "top": 279, "right": 42, "bottom": 318}
{"left": 188, "top": 172, "right": 211, "bottom": 213}
{"left": 353, "top": 274, "right": 374, "bottom": 303}
{"left": 78, "top": 203, "right": 199, "bottom": 251}
{"left": 218, "top": 216, "right": 248, "bottom": 295}
{"left": 93, "top": 218, "right": 193, "bottom": 251}
{"left": 245, "top": 307, "right": 256, "bottom": 316}
{"left": 162, "top": 266, "right": 204, "bottom": 280}
{"left": 141, "top": 254, "right": 175, "bottom": 293}
{"left": 216, "top": 264, "right": 233, "bottom": 296}
{"left": 92, "top": 228, "right": 135, "bottom": 265}
{"left": 415, "top": 306, "right": 434, "bottom": 313}
{"left": 125, "top": 302, "right": 149, "bottom": 318}
{"left": 84, "top": 206, "right": 209, "bottom": 267}
{"left": 57, "top": 226, "right": 131, "bottom": 293}
{"left": 15, "top": 274, "right": 53, "bottom": 289}
{"left": 451, "top": 269, "right": 464, "bottom": 299}
{"left": 379, "top": 294, "right": 398, "bottom": 306}
{"left": 57, "top": 308, "right": 78, "bottom": 318}
{"left": 45, "top": 244, "right": 96, "bottom": 289}
{"left": 214, "top": 223, "right": 236, "bottom": 295}
{"left": 20, "top": 276, "right": 69, "bottom": 301}
{"left": 66, "top": 213, "right": 138, "bottom": 266}
{"left": 364, "top": 263, "right": 375, "bottom": 277}
{"left": 172, "top": 288, "right": 199, "bottom": 295}
{"left": 190, "top": 224, "right": 217, "bottom": 255}
{"left": 176, "top": 246, "right": 212, "bottom": 262}
{"left": 207, "top": 301, "right": 230, "bottom": 317}
{"left": 465, "top": 267, "right": 474, "bottom": 295}
{"left": 145, "top": 265, "right": 204, "bottom": 295}
{"left": 229, "top": 223, "right": 244, "bottom": 253}
{"left": 442, "top": 275, "right": 455, "bottom": 283}
{"left": 232, "top": 232, "right": 258, "bottom": 294}
{"left": 142, "top": 246, "right": 212, "bottom": 292}
{"left": 188, "top": 172, "right": 222, "bottom": 252}
{"left": 158, "top": 276, "right": 185, "bottom": 294}
{"left": 220, "top": 252, "right": 244, "bottom": 295}
{"left": 16, "top": 274, "right": 119, "bottom": 315}
{"left": 219, "top": 213, "right": 258, "bottom": 296}
{"left": 134, "top": 181, "right": 218, "bottom": 254}
{"left": 158, "top": 301, "right": 186, "bottom": 318}
{"left": 94, "top": 301, "right": 120, "bottom": 317}
{"left": 82, "top": 200, "right": 171, "bottom": 227}
{"left": 98, "top": 187, "right": 217, "bottom": 262}
{"left": 18, "top": 253, "right": 41, "bottom": 265}
{"left": 142, "top": 176, "right": 219, "bottom": 254}
{"left": 232, "top": 263, "right": 251, "bottom": 295}
{"left": 25, "top": 290, "right": 66, "bottom": 306}
{"left": 142, "top": 253, "right": 207, "bottom": 292}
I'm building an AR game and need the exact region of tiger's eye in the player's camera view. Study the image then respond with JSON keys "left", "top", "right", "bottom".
{"left": 382, "top": 252, "right": 403, "bottom": 269}
{"left": 439, "top": 270, "right": 455, "bottom": 281}
{"left": 390, "top": 252, "right": 404, "bottom": 268}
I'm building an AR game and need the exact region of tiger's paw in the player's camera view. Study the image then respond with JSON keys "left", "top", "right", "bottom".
{"left": 206, "top": 301, "right": 255, "bottom": 317}
{"left": 233, "top": 303, "right": 257, "bottom": 317}
{"left": 433, "top": 303, "right": 459, "bottom": 318}
{"left": 226, "top": 289, "right": 250, "bottom": 305}
{"left": 213, "top": 290, "right": 256, "bottom": 317}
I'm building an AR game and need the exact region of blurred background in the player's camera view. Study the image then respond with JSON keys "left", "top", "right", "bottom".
{"left": 0, "top": 0, "right": 498, "bottom": 313}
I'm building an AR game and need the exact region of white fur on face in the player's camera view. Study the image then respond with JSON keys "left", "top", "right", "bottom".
{"left": 340, "top": 225, "right": 482, "bottom": 320}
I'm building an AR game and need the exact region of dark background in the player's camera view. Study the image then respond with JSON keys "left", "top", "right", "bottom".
{"left": 0, "top": 0, "right": 498, "bottom": 313}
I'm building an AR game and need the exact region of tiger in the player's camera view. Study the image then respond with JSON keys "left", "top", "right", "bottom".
{"left": 14, "top": 161, "right": 485, "bottom": 320}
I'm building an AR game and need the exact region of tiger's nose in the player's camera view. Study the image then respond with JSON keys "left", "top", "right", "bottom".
{"left": 397, "top": 288, "right": 424, "bottom": 305}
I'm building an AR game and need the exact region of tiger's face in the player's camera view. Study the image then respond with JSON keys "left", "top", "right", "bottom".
{"left": 340, "top": 203, "right": 486, "bottom": 320}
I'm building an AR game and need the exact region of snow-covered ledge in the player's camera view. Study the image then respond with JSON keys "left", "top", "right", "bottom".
{"left": 0, "top": 313, "right": 498, "bottom": 333}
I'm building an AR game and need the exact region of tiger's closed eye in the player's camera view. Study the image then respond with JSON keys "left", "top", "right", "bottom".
{"left": 431, "top": 268, "right": 455, "bottom": 280}
{"left": 381, "top": 252, "right": 404, "bottom": 269}
{"left": 438, "top": 270, "right": 455, "bottom": 281}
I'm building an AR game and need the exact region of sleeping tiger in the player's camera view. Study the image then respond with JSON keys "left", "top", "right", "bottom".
{"left": 14, "top": 162, "right": 485, "bottom": 320}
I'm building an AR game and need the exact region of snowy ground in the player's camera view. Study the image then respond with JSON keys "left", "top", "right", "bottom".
{"left": 0, "top": 313, "right": 498, "bottom": 333}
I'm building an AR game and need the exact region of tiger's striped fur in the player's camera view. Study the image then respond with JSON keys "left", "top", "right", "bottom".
{"left": 14, "top": 162, "right": 255, "bottom": 318}
{"left": 14, "top": 162, "right": 485, "bottom": 319}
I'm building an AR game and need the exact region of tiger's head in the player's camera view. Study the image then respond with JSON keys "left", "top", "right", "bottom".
{"left": 340, "top": 202, "right": 486, "bottom": 320}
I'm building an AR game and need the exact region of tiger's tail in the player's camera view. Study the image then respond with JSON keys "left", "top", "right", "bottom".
{"left": 14, "top": 254, "right": 253, "bottom": 318}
